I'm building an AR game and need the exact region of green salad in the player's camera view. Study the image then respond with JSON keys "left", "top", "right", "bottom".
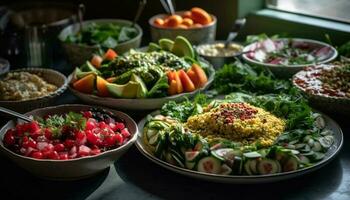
{"left": 65, "top": 22, "right": 138, "bottom": 50}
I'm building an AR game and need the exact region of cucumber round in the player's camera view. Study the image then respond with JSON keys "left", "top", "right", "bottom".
{"left": 282, "top": 156, "right": 299, "bottom": 172}
{"left": 185, "top": 161, "right": 196, "bottom": 170}
{"left": 243, "top": 151, "right": 261, "bottom": 159}
{"left": 185, "top": 151, "right": 200, "bottom": 162}
{"left": 312, "top": 141, "right": 322, "bottom": 152}
{"left": 211, "top": 148, "right": 236, "bottom": 162}
{"left": 220, "top": 164, "right": 232, "bottom": 175}
{"left": 257, "top": 159, "right": 281, "bottom": 175}
{"left": 197, "top": 157, "right": 221, "bottom": 174}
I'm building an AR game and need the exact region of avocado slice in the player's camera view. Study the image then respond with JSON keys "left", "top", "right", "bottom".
{"left": 148, "top": 42, "right": 161, "bottom": 52}
{"left": 106, "top": 81, "right": 139, "bottom": 98}
{"left": 159, "top": 38, "right": 174, "bottom": 51}
{"left": 80, "top": 61, "right": 101, "bottom": 74}
{"left": 74, "top": 67, "right": 98, "bottom": 79}
{"left": 130, "top": 74, "right": 148, "bottom": 98}
{"left": 171, "top": 36, "right": 194, "bottom": 59}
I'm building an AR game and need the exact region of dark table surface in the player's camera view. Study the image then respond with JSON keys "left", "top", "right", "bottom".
{"left": 0, "top": 91, "right": 349, "bottom": 200}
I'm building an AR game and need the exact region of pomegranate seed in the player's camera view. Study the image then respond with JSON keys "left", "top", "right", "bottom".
{"left": 121, "top": 128, "right": 131, "bottom": 138}
{"left": 114, "top": 134, "right": 124, "bottom": 145}
{"left": 44, "top": 128, "right": 53, "bottom": 139}
{"left": 48, "top": 151, "right": 60, "bottom": 160}
{"left": 115, "top": 123, "right": 125, "bottom": 131}
{"left": 59, "top": 152, "right": 69, "bottom": 160}
{"left": 4, "top": 129, "right": 16, "bottom": 146}
{"left": 54, "top": 143, "right": 65, "bottom": 152}
{"left": 65, "top": 139, "right": 75, "bottom": 148}
{"left": 82, "top": 111, "right": 93, "bottom": 118}
{"left": 75, "top": 131, "right": 86, "bottom": 145}
{"left": 31, "top": 151, "right": 43, "bottom": 159}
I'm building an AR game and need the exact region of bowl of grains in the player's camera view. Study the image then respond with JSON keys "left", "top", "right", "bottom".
{"left": 0, "top": 68, "right": 68, "bottom": 113}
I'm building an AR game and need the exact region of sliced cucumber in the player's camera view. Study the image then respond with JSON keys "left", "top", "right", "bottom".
{"left": 301, "top": 144, "right": 311, "bottom": 153}
{"left": 185, "top": 151, "right": 200, "bottom": 162}
{"left": 320, "top": 129, "right": 333, "bottom": 136}
{"left": 244, "top": 161, "right": 253, "bottom": 175}
{"left": 185, "top": 161, "right": 196, "bottom": 170}
{"left": 298, "top": 155, "right": 310, "bottom": 164}
{"left": 197, "top": 157, "right": 221, "bottom": 174}
{"left": 318, "top": 136, "right": 333, "bottom": 149}
{"left": 295, "top": 143, "right": 306, "bottom": 149}
{"left": 257, "top": 159, "right": 281, "bottom": 175}
{"left": 314, "top": 115, "right": 326, "bottom": 129}
{"left": 232, "top": 156, "right": 243, "bottom": 175}
{"left": 243, "top": 151, "right": 261, "bottom": 159}
{"left": 147, "top": 42, "right": 161, "bottom": 52}
{"left": 211, "top": 148, "right": 236, "bottom": 162}
{"left": 311, "top": 141, "right": 322, "bottom": 152}
{"left": 220, "top": 164, "right": 232, "bottom": 175}
{"left": 248, "top": 159, "right": 258, "bottom": 174}
{"left": 312, "top": 152, "right": 325, "bottom": 161}
{"left": 154, "top": 134, "right": 166, "bottom": 157}
{"left": 282, "top": 156, "right": 299, "bottom": 172}
{"left": 159, "top": 38, "right": 174, "bottom": 51}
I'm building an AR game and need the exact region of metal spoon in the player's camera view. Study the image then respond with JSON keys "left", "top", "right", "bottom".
{"left": 0, "top": 107, "right": 32, "bottom": 122}
{"left": 224, "top": 18, "right": 246, "bottom": 49}
{"left": 131, "top": 0, "right": 147, "bottom": 27}
{"left": 77, "top": 4, "right": 85, "bottom": 34}
{"left": 160, "top": 0, "right": 175, "bottom": 15}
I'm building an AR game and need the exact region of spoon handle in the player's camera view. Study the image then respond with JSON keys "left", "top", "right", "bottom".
{"left": 132, "top": 0, "right": 147, "bottom": 27}
{"left": 0, "top": 107, "right": 32, "bottom": 122}
{"left": 77, "top": 4, "right": 85, "bottom": 34}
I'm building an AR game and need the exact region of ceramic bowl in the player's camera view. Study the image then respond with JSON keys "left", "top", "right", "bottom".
{"left": 59, "top": 19, "right": 143, "bottom": 66}
{"left": 0, "top": 104, "right": 138, "bottom": 180}
{"left": 149, "top": 11, "right": 217, "bottom": 45}
{"left": 242, "top": 38, "right": 338, "bottom": 78}
{"left": 0, "top": 68, "right": 68, "bottom": 113}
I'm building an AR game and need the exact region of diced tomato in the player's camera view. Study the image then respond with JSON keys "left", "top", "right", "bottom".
{"left": 4, "top": 129, "right": 16, "bottom": 146}
{"left": 121, "top": 128, "right": 131, "bottom": 138}
{"left": 104, "top": 49, "right": 118, "bottom": 61}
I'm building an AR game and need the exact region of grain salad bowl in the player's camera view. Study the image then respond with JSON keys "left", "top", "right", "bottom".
{"left": 0, "top": 104, "right": 138, "bottom": 180}
{"left": 0, "top": 68, "right": 68, "bottom": 113}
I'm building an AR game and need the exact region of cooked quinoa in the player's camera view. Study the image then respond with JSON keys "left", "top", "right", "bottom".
{"left": 0, "top": 72, "right": 57, "bottom": 101}
{"left": 185, "top": 102, "right": 286, "bottom": 147}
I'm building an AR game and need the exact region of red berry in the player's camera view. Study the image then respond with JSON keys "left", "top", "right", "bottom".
{"left": 104, "top": 133, "right": 116, "bottom": 146}
{"left": 59, "top": 152, "right": 69, "bottom": 160}
{"left": 75, "top": 131, "right": 86, "bottom": 145}
{"left": 121, "top": 128, "right": 131, "bottom": 138}
{"left": 65, "top": 139, "right": 75, "bottom": 148}
{"left": 4, "top": 129, "right": 16, "bottom": 146}
{"left": 48, "top": 151, "right": 60, "bottom": 160}
{"left": 114, "top": 134, "right": 124, "bottom": 145}
{"left": 86, "top": 119, "right": 97, "bottom": 130}
{"left": 115, "top": 122, "right": 125, "bottom": 131}
{"left": 44, "top": 128, "right": 53, "bottom": 139}
{"left": 82, "top": 111, "right": 93, "bottom": 118}
{"left": 54, "top": 143, "right": 65, "bottom": 152}
{"left": 31, "top": 151, "right": 43, "bottom": 159}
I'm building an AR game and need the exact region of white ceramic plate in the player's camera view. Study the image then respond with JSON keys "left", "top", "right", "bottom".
{"left": 136, "top": 110, "right": 343, "bottom": 184}
{"left": 242, "top": 38, "right": 338, "bottom": 78}
{"left": 69, "top": 64, "right": 215, "bottom": 111}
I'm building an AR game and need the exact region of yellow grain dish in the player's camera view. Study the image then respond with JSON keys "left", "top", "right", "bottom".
{"left": 185, "top": 102, "right": 286, "bottom": 147}
{"left": 0, "top": 72, "right": 57, "bottom": 101}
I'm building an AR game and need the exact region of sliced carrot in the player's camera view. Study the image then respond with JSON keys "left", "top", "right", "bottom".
{"left": 164, "top": 15, "right": 183, "bottom": 27}
{"left": 187, "top": 69, "right": 200, "bottom": 88}
{"left": 174, "top": 71, "right": 183, "bottom": 93}
{"left": 181, "top": 18, "right": 194, "bottom": 27}
{"left": 191, "top": 64, "right": 208, "bottom": 87}
{"left": 73, "top": 74, "right": 95, "bottom": 94}
{"left": 96, "top": 76, "right": 110, "bottom": 97}
{"left": 154, "top": 18, "right": 165, "bottom": 26}
{"left": 106, "top": 77, "right": 117, "bottom": 83}
{"left": 104, "top": 49, "right": 118, "bottom": 61}
{"left": 178, "top": 69, "right": 195, "bottom": 92}
{"left": 167, "top": 71, "right": 176, "bottom": 82}
{"left": 181, "top": 11, "right": 192, "bottom": 19}
{"left": 190, "top": 7, "right": 212, "bottom": 25}
{"left": 168, "top": 80, "right": 178, "bottom": 95}
{"left": 91, "top": 54, "right": 103, "bottom": 68}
